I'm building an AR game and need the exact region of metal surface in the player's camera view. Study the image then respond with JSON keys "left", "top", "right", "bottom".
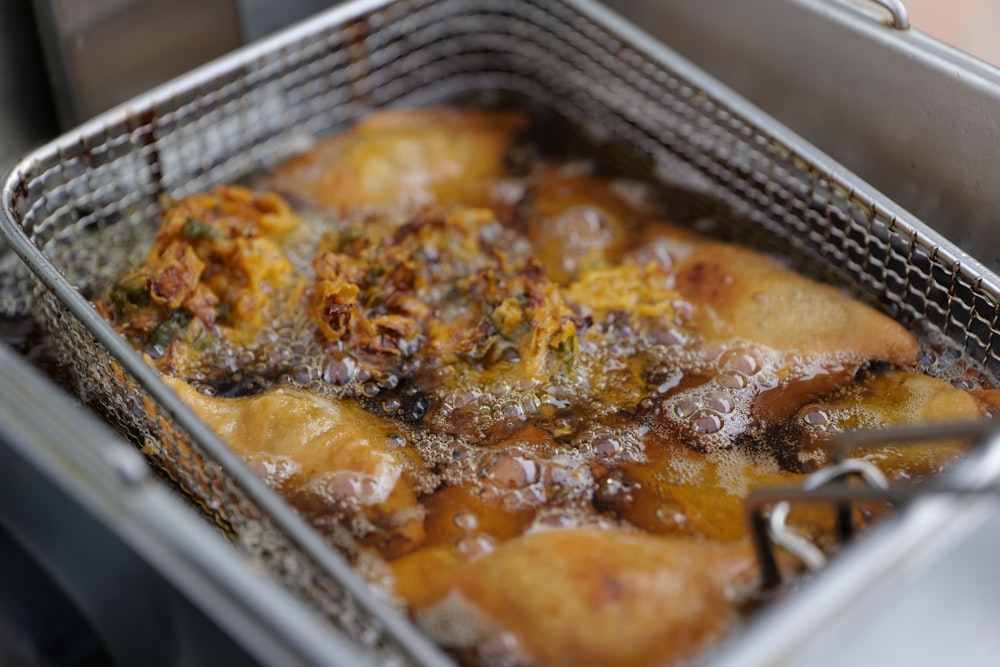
{"left": 749, "top": 420, "right": 1000, "bottom": 591}
{"left": 4, "top": 0, "right": 1000, "bottom": 665}
{"left": 609, "top": 0, "right": 1000, "bottom": 274}
{"left": 238, "top": 0, "right": 345, "bottom": 41}
{"left": 31, "top": 0, "right": 242, "bottom": 127}
{"left": 716, "top": 440, "right": 1000, "bottom": 667}
{"left": 764, "top": 458, "right": 890, "bottom": 584}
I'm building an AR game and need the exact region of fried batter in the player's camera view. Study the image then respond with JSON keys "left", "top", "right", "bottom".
{"left": 164, "top": 376, "right": 426, "bottom": 558}
{"left": 524, "top": 165, "right": 645, "bottom": 284}
{"left": 266, "top": 108, "right": 528, "bottom": 213}
{"left": 794, "top": 370, "right": 988, "bottom": 480}
{"left": 421, "top": 529, "right": 758, "bottom": 667}
{"left": 96, "top": 185, "right": 305, "bottom": 374}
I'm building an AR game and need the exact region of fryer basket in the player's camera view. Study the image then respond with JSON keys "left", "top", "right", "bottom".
{"left": 4, "top": 0, "right": 1000, "bottom": 664}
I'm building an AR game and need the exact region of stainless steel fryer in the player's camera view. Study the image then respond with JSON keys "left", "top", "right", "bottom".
{"left": 4, "top": 0, "right": 1000, "bottom": 665}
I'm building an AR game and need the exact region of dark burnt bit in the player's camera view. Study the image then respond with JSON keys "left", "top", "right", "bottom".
{"left": 203, "top": 370, "right": 276, "bottom": 399}
{"left": 357, "top": 374, "right": 432, "bottom": 424}
{"left": 675, "top": 258, "right": 733, "bottom": 304}
{"left": 736, "top": 421, "right": 816, "bottom": 475}
{"left": 591, "top": 466, "right": 639, "bottom": 517}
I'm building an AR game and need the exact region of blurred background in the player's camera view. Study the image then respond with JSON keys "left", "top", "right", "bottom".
{"left": 907, "top": 0, "right": 1000, "bottom": 65}
{"left": 2, "top": 0, "right": 999, "bottom": 170}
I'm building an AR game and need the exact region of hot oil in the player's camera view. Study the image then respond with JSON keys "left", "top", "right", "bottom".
{"left": 25, "top": 103, "right": 1000, "bottom": 667}
{"left": 135, "top": 163, "right": 989, "bottom": 559}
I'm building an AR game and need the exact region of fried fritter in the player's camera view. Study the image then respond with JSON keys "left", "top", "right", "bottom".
{"left": 96, "top": 185, "right": 305, "bottom": 374}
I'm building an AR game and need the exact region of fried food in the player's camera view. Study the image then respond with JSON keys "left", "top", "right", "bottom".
{"left": 593, "top": 437, "right": 805, "bottom": 541}
{"left": 794, "top": 370, "right": 989, "bottom": 479}
{"left": 266, "top": 108, "right": 528, "bottom": 213}
{"left": 675, "top": 239, "right": 919, "bottom": 419}
{"left": 95, "top": 108, "right": 1000, "bottom": 667}
{"left": 524, "top": 165, "right": 647, "bottom": 284}
{"left": 96, "top": 185, "right": 306, "bottom": 374}
{"left": 163, "top": 375, "right": 426, "bottom": 557}
{"left": 419, "top": 529, "right": 758, "bottom": 667}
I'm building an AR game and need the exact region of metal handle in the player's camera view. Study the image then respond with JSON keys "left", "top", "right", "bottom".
{"left": 863, "top": 0, "right": 910, "bottom": 30}
{"left": 748, "top": 419, "right": 1000, "bottom": 591}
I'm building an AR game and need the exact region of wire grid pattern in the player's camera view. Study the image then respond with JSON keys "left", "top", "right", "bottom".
{"left": 4, "top": 0, "right": 1000, "bottom": 662}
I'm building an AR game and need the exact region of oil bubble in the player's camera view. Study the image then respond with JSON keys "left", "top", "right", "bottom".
{"left": 502, "top": 403, "right": 525, "bottom": 420}
{"left": 593, "top": 435, "right": 622, "bottom": 457}
{"left": 721, "top": 349, "right": 758, "bottom": 375}
{"left": 801, "top": 407, "right": 829, "bottom": 427}
{"left": 650, "top": 328, "right": 686, "bottom": 347}
{"left": 718, "top": 373, "right": 746, "bottom": 389}
{"left": 483, "top": 453, "right": 540, "bottom": 489}
{"left": 656, "top": 371, "right": 683, "bottom": 394}
{"left": 655, "top": 501, "right": 687, "bottom": 526}
{"left": 455, "top": 533, "right": 495, "bottom": 559}
{"left": 705, "top": 392, "right": 734, "bottom": 414}
{"left": 674, "top": 397, "right": 701, "bottom": 418}
{"left": 453, "top": 512, "right": 479, "bottom": 532}
{"left": 699, "top": 343, "right": 726, "bottom": 362}
{"left": 691, "top": 410, "right": 722, "bottom": 435}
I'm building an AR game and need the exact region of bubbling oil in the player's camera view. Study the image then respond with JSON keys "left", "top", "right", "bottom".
{"left": 158, "top": 189, "right": 992, "bottom": 530}
{"left": 62, "top": 124, "right": 1000, "bottom": 667}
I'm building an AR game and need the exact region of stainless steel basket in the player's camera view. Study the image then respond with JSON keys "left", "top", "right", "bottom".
{"left": 4, "top": 0, "right": 1000, "bottom": 665}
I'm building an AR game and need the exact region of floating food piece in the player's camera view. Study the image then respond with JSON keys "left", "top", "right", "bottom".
{"left": 389, "top": 484, "right": 538, "bottom": 609}
{"left": 594, "top": 437, "right": 805, "bottom": 542}
{"left": 673, "top": 240, "right": 919, "bottom": 368}
{"left": 795, "top": 370, "right": 988, "bottom": 479}
{"left": 95, "top": 185, "right": 306, "bottom": 373}
{"left": 420, "top": 528, "right": 758, "bottom": 667}
{"left": 266, "top": 108, "right": 529, "bottom": 212}
{"left": 525, "top": 166, "right": 648, "bottom": 284}
{"left": 307, "top": 205, "right": 578, "bottom": 438}
{"left": 164, "top": 376, "right": 426, "bottom": 558}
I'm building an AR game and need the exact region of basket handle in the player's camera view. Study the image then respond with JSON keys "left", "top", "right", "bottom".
{"left": 862, "top": 0, "right": 910, "bottom": 30}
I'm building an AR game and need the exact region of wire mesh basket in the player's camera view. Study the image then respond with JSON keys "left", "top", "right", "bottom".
{"left": 4, "top": 0, "right": 1000, "bottom": 664}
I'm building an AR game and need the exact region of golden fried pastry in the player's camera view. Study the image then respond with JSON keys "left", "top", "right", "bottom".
{"left": 266, "top": 108, "right": 528, "bottom": 212}
{"left": 969, "top": 388, "right": 1000, "bottom": 416}
{"left": 388, "top": 483, "right": 538, "bottom": 609}
{"left": 421, "top": 528, "right": 757, "bottom": 667}
{"left": 164, "top": 376, "right": 426, "bottom": 557}
{"left": 795, "top": 370, "right": 987, "bottom": 479}
{"left": 673, "top": 240, "right": 919, "bottom": 364}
